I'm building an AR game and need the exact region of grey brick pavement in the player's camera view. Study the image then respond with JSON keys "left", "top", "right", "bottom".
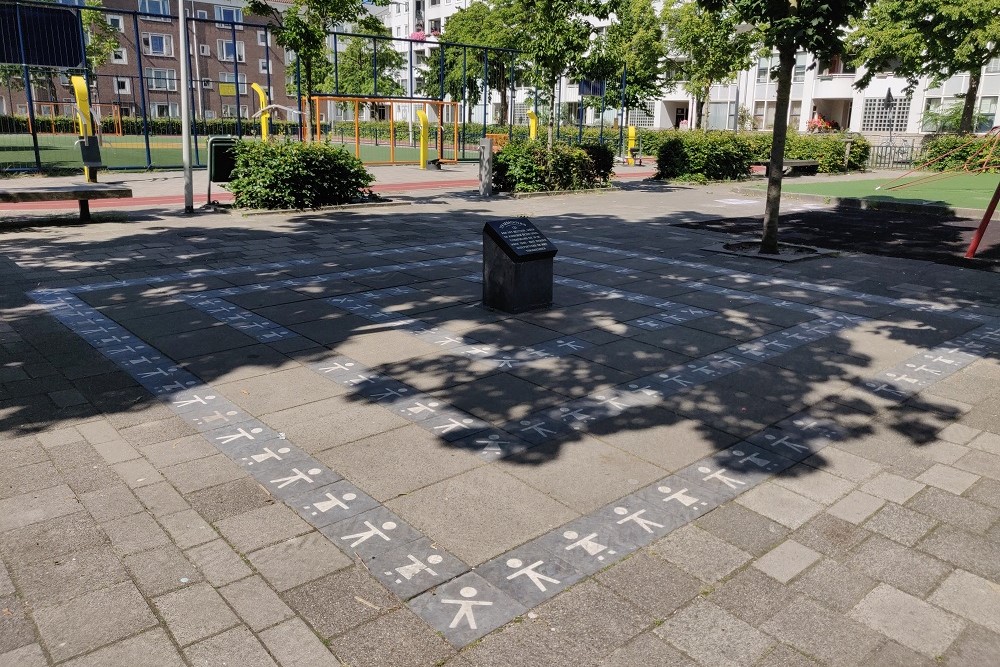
{"left": 0, "top": 183, "right": 998, "bottom": 665}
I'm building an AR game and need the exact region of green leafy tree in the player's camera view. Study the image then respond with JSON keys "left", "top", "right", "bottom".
{"left": 581, "top": 0, "right": 664, "bottom": 127}
{"left": 420, "top": 2, "right": 521, "bottom": 125}
{"left": 699, "top": 0, "right": 870, "bottom": 254}
{"left": 246, "top": 0, "right": 386, "bottom": 139}
{"left": 503, "top": 0, "right": 618, "bottom": 147}
{"left": 331, "top": 27, "right": 405, "bottom": 101}
{"left": 661, "top": 1, "right": 757, "bottom": 130}
{"left": 847, "top": 0, "right": 1000, "bottom": 134}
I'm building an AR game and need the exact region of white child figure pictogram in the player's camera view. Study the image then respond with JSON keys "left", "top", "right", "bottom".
{"left": 341, "top": 520, "right": 396, "bottom": 548}
{"left": 563, "top": 530, "right": 615, "bottom": 561}
{"left": 269, "top": 467, "right": 321, "bottom": 489}
{"left": 386, "top": 554, "right": 444, "bottom": 583}
{"left": 216, "top": 426, "right": 264, "bottom": 445}
{"left": 505, "top": 558, "right": 560, "bottom": 592}
{"left": 307, "top": 491, "right": 357, "bottom": 516}
{"left": 442, "top": 587, "right": 493, "bottom": 630}
{"left": 614, "top": 506, "right": 664, "bottom": 534}
{"left": 242, "top": 446, "right": 290, "bottom": 466}
{"left": 698, "top": 465, "right": 746, "bottom": 490}
{"left": 657, "top": 485, "right": 707, "bottom": 509}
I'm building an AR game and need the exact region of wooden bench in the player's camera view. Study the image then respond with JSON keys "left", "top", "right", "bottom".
{"left": 0, "top": 183, "right": 133, "bottom": 222}
{"left": 753, "top": 159, "right": 820, "bottom": 177}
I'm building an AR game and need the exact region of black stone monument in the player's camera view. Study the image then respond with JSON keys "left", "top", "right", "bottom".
{"left": 482, "top": 218, "right": 558, "bottom": 313}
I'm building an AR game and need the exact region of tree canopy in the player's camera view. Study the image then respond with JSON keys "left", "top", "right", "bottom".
{"left": 847, "top": 0, "right": 1000, "bottom": 133}
{"left": 699, "top": 0, "right": 870, "bottom": 253}
{"left": 662, "top": 1, "right": 757, "bottom": 129}
{"left": 330, "top": 26, "right": 404, "bottom": 99}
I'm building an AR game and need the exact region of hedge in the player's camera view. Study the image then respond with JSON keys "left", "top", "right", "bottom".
{"left": 919, "top": 134, "right": 1000, "bottom": 172}
{"left": 493, "top": 140, "right": 613, "bottom": 193}
{"left": 654, "top": 131, "right": 871, "bottom": 181}
{"left": 227, "top": 140, "right": 374, "bottom": 209}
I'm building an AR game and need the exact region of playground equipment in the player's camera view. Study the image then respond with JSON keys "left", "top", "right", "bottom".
{"left": 309, "top": 96, "right": 459, "bottom": 166}
{"left": 875, "top": 127, "right": 1000, "bottom": 259}
{"left": 250, "top": 83, "right": 270, "bottom": 142}
{"left": 527, "top": 110, "right": 538, "bottom": 140}
{"left": 416, "top": 108, "right": 429, "bottom": 169}
{"left": 70, "top": 75, "right": 102, "bottom": 183}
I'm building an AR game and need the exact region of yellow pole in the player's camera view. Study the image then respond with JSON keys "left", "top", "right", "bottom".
{"left": 354, "top": 100, "right": 360, "bottom": 158}
{"left": 527, "top": 109, "right": 538, "bottom": 140}
{"left": 627, "top": 125, "right": 637, "bottom": 165}
{"left": 389, "top": 102, "right": 395, "bottom": 163}
{"left": 70, "top": 75, "right": 96, "bottom": 182}
{"left": 250, "top": 83, "right": 270, "bottom": 142}
{"left": 416, "top": 109, "right": 429, "bottom": 169}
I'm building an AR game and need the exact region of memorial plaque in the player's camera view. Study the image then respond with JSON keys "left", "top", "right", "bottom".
{"left": 483, "top": 218, "right": 557, "bottom": 313}
{"left": 484, "top": 219, "right": 558, "bottom": 262}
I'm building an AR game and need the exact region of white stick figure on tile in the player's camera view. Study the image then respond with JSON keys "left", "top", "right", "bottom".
{"left": 905, "top": 364, "right": 941, "bottom": 375}
{"left": 193, "top": 410, "right": 240, "bottom": 426}
{"left": 505, "top": 558, "right": 560, "bottom": 592}
{"left": 761, "top": 433, "right": 808, "bottom": 454}
{"left": 308, "top": 491, "right": 357, "bottom": 515}
{"left": 173, "top": 394, "right": 217, "bottom": 408}
{"left": 345, "top": 374, "right": 378, "bottom": 386}
{"left": 657, "top": 486, "right": 707, "bottom": 509}
{"left": 242, "top": 446, "right": 290, "bottom": 465}
{"left": 401, "top": 401, "right": 440, "bottom": 416}
{"left": 156, "top": 380, "right": 198, "bottom": 393}
{"left": 556, "top": 339, "right": 583, "bottom": 351}
{"left": 127, "top": 356, "right": 161, "bottom": 365}
{"left": 370, "top": 386, "right": 408, "bottom": 401}
{"left": 269, "top": 467, "right": 321, "bottom": 489}
{"left": 341, "top": 520, "right": 396, "bottom": 548}
{"left": 520, "top": 421, "right": 557, "bottom": 438}
{"left": 614, "top": 507, "right": 664, "bottom": 533}
{"left": 216, "top": 427, "right": 264, "bottom": 445}
{"left": 138, "top": 366, "right": 178, "bottom": 378}
{"left": 698, "top": 465, "right": 746, "bottom": 490}
{"left": 730, "top": 449, "right": 774, "bottom": 469}
{"left": 563, "top": 531, "right": 615, "bottom": 560}
{"left": 433, "top": 418, "right": 474, "bottom": 435}
{"left": 442, "top": 587, "right": 493, "bottom": 630}
{"left": 387, "top": 554, "right": 443, "bottom": 583}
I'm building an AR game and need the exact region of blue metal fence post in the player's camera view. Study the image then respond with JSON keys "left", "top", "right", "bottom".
{"left": 508, "top": 57, "right": 514, "bottom": 140}
{"left": 295, "top": 57, "right": 303, "bottom": 139}
{"left": 461, "top": 47, "right": 466, "bottom": 158}
{"left": 372, "top": 36, "right": 378, "bottom": 97}
{"left": 617, "top": 64, "right": 626, "bottom": 157}
{"left": 599, "top": 78, "right": 606, "bottom": 145}
{"left": 14, "top": 2, "right": 42, "bottom": 171}
{"left": 438, "top": 42, "right": 445, "bottom": 100}
{"left": 556, "top": 74, "right": 561, "bottom": 140}
{"left": 230, "top": 21, "right": 242, "bottom": 137}
{"left": 131, "top": 12, "right": 153, "bottom": 167}
{"left": 333, "top": 34, "right": 339, "bottom": 94}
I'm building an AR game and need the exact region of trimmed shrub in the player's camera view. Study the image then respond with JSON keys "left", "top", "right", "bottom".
{"left": 580, "top": 142, "right": 615, "bottom": 181}
{"left": 493, "top": 140, "right": 610, "bottom": 193}
{"left": 920, "top": 134, "right": 1000, "bottom": 172}
{"left": 655, "top": 130, "right": 871, "bottom": 181}
{"left": 228, "top": 139, "right": 375, "bottom": 209}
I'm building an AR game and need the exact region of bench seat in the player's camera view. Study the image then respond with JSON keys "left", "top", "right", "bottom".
{"left": 0, "top": 183, "right": 133, "bottom": 221}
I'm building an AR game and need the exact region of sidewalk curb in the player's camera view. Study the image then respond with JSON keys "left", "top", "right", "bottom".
{"left": 731, "top": 186, "right": 986, "bottom": 219}
{"left": 509, "top": 186, "right": 618, "bottom": 200}
{"left": 236, "top": 199, "right": 412, "bottom": 217}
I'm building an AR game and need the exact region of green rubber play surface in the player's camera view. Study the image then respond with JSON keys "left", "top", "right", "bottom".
{"left": 778, "top": 172, "right": 1000, "bottom": 211}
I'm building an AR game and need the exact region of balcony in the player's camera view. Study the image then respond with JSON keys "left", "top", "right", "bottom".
{"left": 812, "top": 74, "right": 855, "bottom": 100}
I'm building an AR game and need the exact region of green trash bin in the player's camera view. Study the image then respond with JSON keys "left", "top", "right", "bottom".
{"left": 207, "top": 136, "right": 237, "bottom": 204}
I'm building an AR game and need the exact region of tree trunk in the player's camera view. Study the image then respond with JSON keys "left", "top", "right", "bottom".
{"left": 303, "top": 58, "right": 314, "bottom": 143}
{"left": 959, "top": 70, "right": 982, "bottom": 134}
{"left": 760, "top": 45, "right": 795, "bottom": 255}
{"left": 498, "top": 63, "right": 508, "bottom": 127}
{"left": 700, "top": 93, "right": 710, "bottom": 131}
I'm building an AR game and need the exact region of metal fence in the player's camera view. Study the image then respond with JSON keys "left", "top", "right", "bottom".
{"left": 867, "top": 141, "right": 920, "bottom": 170}
{"left": 0, "top": 0, "right": 633, "bottom": 173}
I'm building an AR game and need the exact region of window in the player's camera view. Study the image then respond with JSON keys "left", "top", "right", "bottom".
{"left": 201, "top": 78, "right": 213, "bottom": 88}
{"left": 793, "top": 53, "right": 807, "bottom": 83}
{"left": 199, "top": 44, "right": 210, "bottom": 56}
{"left": 754, "top": 101, "right": 776, "bottom": 129}
{"left": 111, "top": 48, "right": 128, "bottom": 64}
{"left": 979, "top": 96, "right": 998, "bottom": 132}
{"left": 106, "top": 15, "right": 124, "bottom": 31}
{"left": 219, "top": 71, "right": 247, "bottom": 94}
{"left": 145, "top": 67, "right": 177, "bottom": 91}
{"left": 861, "top": 95, "right": 910, "bottom": 132}
{"left": 222, "top": 104, "right": 248, "bottom": 117}
{"left": 138, "top": 0, "right": 170, "bottom": 19}
{"left": 430, "top": 0, "right": 439, "bottom": 5}
{"left": 16, "top": 104, "right": 27, "bottom": 114}
{"left": 152, "top": 102, "right": 179, "bottom": 117}
{"left": 396, "top": 2, "right": 401, "bottom": 11}
{"left": 395, "top": 26, "right": 401, "bottom": 36}
{"left": 987, "top": 57, "right": 1000, "bottom": 74}
{"left": 789, "top": 100, "right": 802, "bottom": 129}
{"left": 257, "top": 30, "right": 271, "bottom": 46}
{"left": 196, "top": 9, "right": 207, "bottom": 18}
{"left": 756, "top": 56, "right": 773, "bottom": 84}
{"left": 217, "top": 40, "right": 245, "bottom": 62}
{"left": 429, "top": 18, "right": 440, "bottom": 32}
{"left": 113, "top": 77, "right": 131, "bottom": 94}
{"left": 259, "top": 59, "right": 270, "bottom": 74}
{"left": 214, "top": 5, "right": 243, "bottom": 27}
{"left": 819, "top": 54, "right": 856, "bottom": 76}
{"left": 142, "top": 33, "right": 174, "bottom": 57}
{"left": 56, "top": 0, "right": 84, "bottom": 6}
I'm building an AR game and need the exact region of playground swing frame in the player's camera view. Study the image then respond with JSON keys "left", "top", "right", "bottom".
{"left": 308, "top": 95, "right": 460, "bottom": 166}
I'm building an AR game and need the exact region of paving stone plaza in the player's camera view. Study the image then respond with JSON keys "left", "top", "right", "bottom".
{"left": 1, "top": 181, "right": 1000, "bottom": 666}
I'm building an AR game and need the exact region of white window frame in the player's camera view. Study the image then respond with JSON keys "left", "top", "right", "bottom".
{"left": 106, "top": 14, "right": 124, "bottom": 32}
{"left": 145, "top": 67, "right": 177, "bottom": 91}
{"left": 219, "top": 71, "right": 247, "bottom": 95}
{"left": 196, "top": 9, "right": 207, "bottom": 18}
{"left": 199, "top": 44, "right": 210, "bottom": 56}
{"left": 112, "top": 77, "right": 131, "bottom": 94}
{"left": 217, "top": 39, "right": 246, "bottom": 63}
{"left": 142, "top": 32, "right": 174, "bottom": 57}
{"left": 256, "top": 30, "right": 271, "bottom": 46}
{"left": 221, "top": 104, "right": 249, "bottom": 118}
{"left": 111, "top": 47, "right": 128, "bottom": 64}
{"left": 258, "top": 59, "right": 270, "bottom": 74}
{"left": 201, "top": 78, "right": 213, "bottom": 89}
{"left": 214, "top": 5, "right": 243, "bottom": 27}
{"left": 138, "top": 0, "right": 170, "bottom": 20}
